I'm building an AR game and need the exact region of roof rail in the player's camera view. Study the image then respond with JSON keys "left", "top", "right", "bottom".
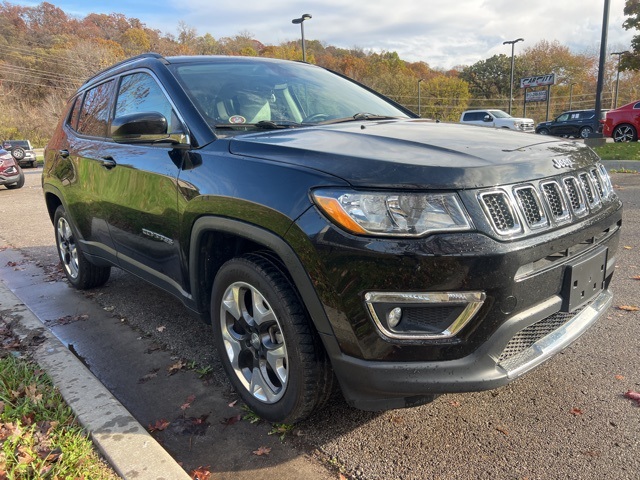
{"left": 82, "top": 52, "right": 165, "bottom": 86}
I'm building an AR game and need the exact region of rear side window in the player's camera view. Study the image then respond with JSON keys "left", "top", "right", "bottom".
{"left": 68, "top": 96, "right": 82, "bottom": 131}
{"left": 77, "top": 81, "right": 115, "bottom": 137}
{"left": 463, "top": 112, "right": 484, "bottom": 121}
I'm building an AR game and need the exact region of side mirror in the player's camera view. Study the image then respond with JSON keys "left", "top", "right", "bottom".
{"left": 483, "top": 114, "right": 492, "bottom": 122}
{"left": 111, "top": 112, "right": 187, "bottom": 145}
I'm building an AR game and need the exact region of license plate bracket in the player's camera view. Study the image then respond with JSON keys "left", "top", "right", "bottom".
{"left": 561, "top": 246, "right": 607, "bottom": 312}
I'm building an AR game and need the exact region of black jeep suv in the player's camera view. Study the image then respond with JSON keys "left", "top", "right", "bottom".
{"left": 535, "top": 109, "right": 606, "bottom": 139}
{"left": 42, "top": 53, "right": 622, "bottom": 423}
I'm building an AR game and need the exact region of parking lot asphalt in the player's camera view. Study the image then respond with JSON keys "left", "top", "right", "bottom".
{"left": 0, "top": 163, "right": 639, "bottom": 480}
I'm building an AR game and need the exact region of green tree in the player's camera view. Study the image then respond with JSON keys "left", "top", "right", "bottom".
{"left": 621, "top": 0, "right": 640, "bottom": 70}
{"left": 459, "top": 54, "right": 514, "bottom": 99}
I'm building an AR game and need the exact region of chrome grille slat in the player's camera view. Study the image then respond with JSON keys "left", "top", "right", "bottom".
{"left": 478, "top": 164, "right": 614, "bottom": 238}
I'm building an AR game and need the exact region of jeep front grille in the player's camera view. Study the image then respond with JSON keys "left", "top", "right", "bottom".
{"left": 478, "top": 164, "right": 614, "bottom": 238}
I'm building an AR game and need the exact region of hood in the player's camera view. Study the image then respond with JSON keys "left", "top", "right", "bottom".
{"left": 228, "top": 119, "right": 599, "bottom": 190}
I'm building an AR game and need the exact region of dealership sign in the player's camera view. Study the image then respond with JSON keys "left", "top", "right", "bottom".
{"left": 525, "top": 90, "right": 548, "bottom": 102}
{"left": 520, "top": 74, "right": 555, "bottom": 88}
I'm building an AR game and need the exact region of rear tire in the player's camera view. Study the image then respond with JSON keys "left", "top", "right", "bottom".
{"left": 579, "top": 126, "right": 593, "bottom": 139}
{"left": 54, "top": 205, "right": 111, "bottom": 289}
{"left": 612, "top": 124, "right": 637, "bottom": 142}
{"left": 211, "top": 254, "right": 334, "bottom": 423}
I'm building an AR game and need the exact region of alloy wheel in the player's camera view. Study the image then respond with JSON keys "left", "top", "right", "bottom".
{"left": 56, "top": 216, "right": 79, "bottom": 279}
{"left": 219, "top": 281, "right": 288, "bottom": 403}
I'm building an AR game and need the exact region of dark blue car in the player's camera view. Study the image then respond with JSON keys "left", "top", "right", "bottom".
{"left": 536, "top": 109, "right": 606, "bottom": 138}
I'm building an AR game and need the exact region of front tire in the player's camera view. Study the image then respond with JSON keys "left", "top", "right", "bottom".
{"left": 54, "top": 205, "right": 111, "bottom": 289}
{"left": 211, "top": 254, "right": 333, "bottom": 423}
{"left": 537, "top": 128, "right": 549, "bottom": 135}
{"left": 612, "top": 124, "right": 637, "bottom": 142}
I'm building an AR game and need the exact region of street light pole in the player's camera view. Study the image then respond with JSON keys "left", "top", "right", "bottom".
{"left": 292, "top": 13, "right": 312, "bottom": 62}
{"left": 611, "top": 51, "right": 628, "bottom": 108}
{"left": 569, "top": 83, "right": 576, "bottom": 110}
{"left": 503, "top": 38, "right": 524, "bottom": 115}
{"left": 417, "top": 78, "right": 423, "bottom": 117}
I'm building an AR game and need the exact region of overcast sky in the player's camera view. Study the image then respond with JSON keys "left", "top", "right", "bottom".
{"left": 14, "top": 0, "right": 636, "bottom": 69}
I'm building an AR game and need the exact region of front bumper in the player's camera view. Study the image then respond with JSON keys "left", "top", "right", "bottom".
{"left": 329, "top": 289, "right": 612, "bottom": 411}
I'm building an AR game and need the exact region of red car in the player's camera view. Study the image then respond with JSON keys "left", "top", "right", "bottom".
{"left": 602, "top": 100, "right": 640, "bottom": 142}
{"left": 0, "top": 147, "right": 25, "bottom": 189}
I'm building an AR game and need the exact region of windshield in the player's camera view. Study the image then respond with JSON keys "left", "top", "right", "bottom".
{"left": 168, "top": 59, "right": 410, "bottom": 132}
{"left": 488, "top": 110, "right": 511, "bottom": 119}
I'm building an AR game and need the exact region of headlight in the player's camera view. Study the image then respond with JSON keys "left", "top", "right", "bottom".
{"left": 312, "top": 189, "right": 473, "bottom": 237}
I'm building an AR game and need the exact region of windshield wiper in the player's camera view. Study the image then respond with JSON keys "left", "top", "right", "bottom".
{"left": 319, "top": 113, "right": 402, "bottom": 125}
{"left": 214, "top": 120, "right": 303, "bottom": 130}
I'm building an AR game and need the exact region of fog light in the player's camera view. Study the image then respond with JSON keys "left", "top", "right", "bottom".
{"left": 387, "top": 307, "right": 402, "bottom": 328}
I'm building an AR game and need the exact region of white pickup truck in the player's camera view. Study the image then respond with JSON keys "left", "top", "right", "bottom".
{"left": 460, "top": 109, "right": 535, "bottom": 133}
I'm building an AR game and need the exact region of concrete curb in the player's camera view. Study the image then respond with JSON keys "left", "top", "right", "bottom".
{"left": 602, "top": 159, "right": 639, "bottom": 172}
{"left": 0, "top": 280, "right": 191, "bottom": 480}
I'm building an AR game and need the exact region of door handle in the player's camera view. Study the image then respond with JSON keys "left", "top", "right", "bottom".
{"left": 59, "top": 149, "right": 69, "bottom": 158}
{"left": 101, "top": 156, "right": 117, "bottom": 169}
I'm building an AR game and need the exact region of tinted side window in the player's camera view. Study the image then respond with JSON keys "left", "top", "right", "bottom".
{"left": 68, "top": 96, "right": 83, "bottom": 132}
{"left": 114, "top": 72, "right": 180, "bottom": 133}
{"left": 77, "top": 81, "right": 115, "bottom": 137}
{"left": 463, "top": 112, "right": 484, "bottom": 121}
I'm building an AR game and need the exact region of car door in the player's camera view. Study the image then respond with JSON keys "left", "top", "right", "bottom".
{"left": 97, "top": 71, "right": 188, "bottom": 296}
{"left": 47, "top": 80, "right": 119, "bottom": 264}
{"left": 549, "top": 113, "right": 570, "bottom": 136}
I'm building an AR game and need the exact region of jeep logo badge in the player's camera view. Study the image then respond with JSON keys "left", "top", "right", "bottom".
{"left": 552, "top": 157, "right": 574, "bottom": 169}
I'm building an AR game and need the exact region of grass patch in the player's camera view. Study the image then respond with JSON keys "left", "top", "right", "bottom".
{"left": 592, "top": 142, "right": 640, "bottom": 160}
{"left": 0, "top": 354, "right": 118, "bottom": 479}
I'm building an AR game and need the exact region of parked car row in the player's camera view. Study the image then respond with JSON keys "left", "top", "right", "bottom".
{"left": 460, "top": 103, "right": 640, "bottom": 143}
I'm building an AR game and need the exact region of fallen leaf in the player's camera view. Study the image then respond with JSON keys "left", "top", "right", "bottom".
{"left": 390, "top": 415, "right": 404, "bottom": 424}
{"left": 168, "top": 360, "right": 187, "bottom": 375}
{"left": 38, "top": 447, "right": 62, "bottom": 463}
{"left": 583, "top": 450, "right": 601, "bottom": 458}
{"left": 623, "top": 246, "right": 633, "bottom": 250}
{"left": 103, "top": 306, "right": 115, "bottom": 312}
{"left": 220, "top": 414, "right": 241, "bottom": 428}
{"left": 449, "top": 400, "right": 461, "bottom": 407}
{"left": 253, "top": 446, "right": 271, "bottom": 456}
{"left": 228, "top": 400, "right": 238, "bottom": 408}
{"left": 614, "top": 375, "right": 625, "bottom": 380}
{"left": 170, "top": 415, "right": 210, "bottom": 436}
{"left": 339, "top": 475, "right": 348, "bottom": 480}
{"left": 617, "top": 305, "right": 639, "bottom": 312}
{"left": 495, "top": 426, "right": 509, "bottom": 436}
{"left": 25, "top": 384, "right": 42, "bottom": 403}
{"left": 190, "top": 466, "right": 211, "bottom": 480}
{"left": 156, "top": 325, "right": 166, "bottom": 332}
{"left": 138, "top": 368, "right": 160, "bottom": 384}
{"left": 181, "top": 394, "right": 196, "bottom": 411}
{"left": 623, "top": 390, "right": 640, "bottom": 406}
{"left": 631, "top": 276, "right": 640, "bottom": 281}
{"left": 148, "top": 419, "right": 170, "bottom": 432}
{"left": 570, "top": 407, "right": 583, "bottom": 416}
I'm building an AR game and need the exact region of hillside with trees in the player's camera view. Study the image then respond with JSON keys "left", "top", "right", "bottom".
{"left": 1, "top": 1, "right": 639, "bottom": 145}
